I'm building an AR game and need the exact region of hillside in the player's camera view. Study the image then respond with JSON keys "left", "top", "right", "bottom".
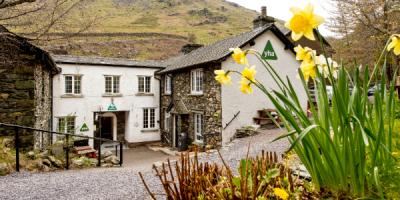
{"left": 26, "top": 0, "right": 259, "bottom": 60}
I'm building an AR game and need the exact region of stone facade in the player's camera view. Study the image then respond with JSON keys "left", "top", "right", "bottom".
{"left": 0, "top": 27, "right": 58, "bottom": 149}
{"left": 160, "top": 64, "right": 222, "bottom": 148}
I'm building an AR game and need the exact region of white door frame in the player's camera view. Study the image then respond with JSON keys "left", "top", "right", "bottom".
{"left": 102, "top": 112, "right": 117, "bottom": 141}
{"left": 172, "top": 114, "right": 176, "bottom": 148}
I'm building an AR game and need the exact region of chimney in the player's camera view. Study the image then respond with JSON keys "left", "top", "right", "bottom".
{"left": 261, "top": 6, "right": 267, "bottom": 17}
{"left": 253, "top": 6, "right": 275, "bottom": 29}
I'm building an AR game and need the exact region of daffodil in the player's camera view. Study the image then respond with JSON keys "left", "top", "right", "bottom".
{"left": 242, "top": 66, "right": 256, "bottom": 82}
{"left": 294, "top": 45, "right": 316, "bottom": 63}
{"left": 230, "top": 47, "right": 248, "bottom": 65}
{"left": 285, "top": 3, "right": 324, "bottom": 41}
{"left": 214, "top": 70, "right": 232, "bottom": 85}
{"left": 316, "top": 55, "right": 338, "bottom": 78}
{"left": 387, "top": 34, "right": 400, "bottom": 55}
{"left": 240, "top": 78, "right": 253, "bottom": 94}
{"left": 273, "top": 188, "right": 289, "bottom": 200}
{"left": 300, "top": 61, "right": 317, "bottom": 82}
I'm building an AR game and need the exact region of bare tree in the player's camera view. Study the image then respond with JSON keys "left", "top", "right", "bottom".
{"left": 0, "top": 0, "right": 98, "bottom": 42}
{"left": 328, "top": 0, "right": 400, "bottom": 70}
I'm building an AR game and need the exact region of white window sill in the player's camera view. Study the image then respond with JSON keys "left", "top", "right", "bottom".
{"left": 190, "top": 93, "right": 203, "bottom": 96}
{"left": 164, "top": 92, "right": 171, "bottom": 96}
{"left": 141, "top": 129, "right": 159, "bottom": 133}
{"left": 102, "top": 93, "right": 123, "bottom": 97}
{"left": 136, "top": 93, "right": 154, "bottom": 96}
{"left": 61, "top": 94, "right": 84, "bottom": 98}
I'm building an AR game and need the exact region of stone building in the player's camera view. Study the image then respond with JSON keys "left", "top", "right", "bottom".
{"left": 0, "top": 25, "right": 60, "bottom": 149}
{"left": 157, "top": 7, "right": 331, "bottom": 149}
{"left": 52, "top": 55, "right": 164, "bottom": 148}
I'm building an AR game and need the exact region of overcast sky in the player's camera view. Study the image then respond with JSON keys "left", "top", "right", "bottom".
{"left": 227, "top": 0, "right": 335, "bottom": 36}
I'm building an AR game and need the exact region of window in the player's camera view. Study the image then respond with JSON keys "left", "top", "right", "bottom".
{"left": 143, "top": 108, "right": 156, "bottom": 129}
{"left": 57, "top": 117, "right": 75, "bottom": 134}
{"left": 105, "top": 76, "right": 120, "bottom": 94}
{"left": 65, "top": 75, "right": 81, "bottom": 94}
{"left": 164, "top": 111, "right": 171, "bottom": 131}
{"left": 191, "top": 69, "right": 203, "bottom": 94}
{"left": 165, "top": 75, "right": 172, "bottom": 94}
{"left": 194, "top": 113, "right": 203, "bottom": 143}
{"left": 138, "top": 76, "right": 151, "bottom": 93}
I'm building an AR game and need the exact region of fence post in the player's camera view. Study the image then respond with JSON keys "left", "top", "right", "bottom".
{"left": 119, "top": 142, "right": 123, "bottom": 167}
{"left": 65, "top": 134, "right": 70, "bottom": 170}
{"left": 15, "top": 127, "right": 20, "bottom": 172}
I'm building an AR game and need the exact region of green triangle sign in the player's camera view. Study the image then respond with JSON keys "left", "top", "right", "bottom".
{"left": 261, "top": 40, "right": 278, "bottom": 60}
{"left": 108, "top": 103, "right": 117, "bottom": 111}
{"left": 80, "top": 123, "right": 89, "bottom": 132}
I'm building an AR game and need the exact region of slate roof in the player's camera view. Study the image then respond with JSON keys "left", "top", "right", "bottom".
{"left": 0, "top": 25, "right": 60, "bottom": 74}
{"left": 53, "top": 55, "right": 166, "bottom": 69}
{"left": 158, "top": 24, "right": 294, "bottom": 74}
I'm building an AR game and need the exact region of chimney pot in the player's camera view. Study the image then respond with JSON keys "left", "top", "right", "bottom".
{"left": 261, "top": 6, "right": 267, "bottom": 17}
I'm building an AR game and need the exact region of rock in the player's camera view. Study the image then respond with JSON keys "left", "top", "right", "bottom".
{"left": 0, "top": 163, "right": 10, "bottom": 176}
{"left": 72, "top": 158, "right": 84, "bottom": 167}
{"left": 2, "top": 138, "right": 14, "bottom": 148}
{"left": 42, "top": 159, "right": 52, "bottom": 167}
{"left": 104, "top": 155, "right": 120, "bottom": 165}
{"left": 39, "top": 150, "right": 49, "bottom": 158}
{"left": 101, "top": 163, "right": 113, "bottom": 168}
{"left": 26, "top": 151, "right": 36, "bottom": 160}
{"left": 102, "top": 151, "right": 113, "bottom": 158}
{"left": 48, "top": 156, "right": 63, "bottom": 168}
{"left": 51, "top": 144, "right": 64, "bottom": 157}
{"left": 42, "top": 165, "right": 51, "bottom": 172}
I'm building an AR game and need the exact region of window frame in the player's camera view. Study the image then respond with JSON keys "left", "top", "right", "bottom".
{"left": 165, "top": 75, "right": 172, "bottom": 94}
{"left": 104, "top": 75, "right": 120, "bottom": 94}
{"left": 194, "top": 113, "right": 204, "bottom": 143}
{"left": 57, "top": 116, "right": 75, "bottom": 134}
{"left": 191, "top": 69, "right": 203, "bottom": 95}
{"left": 64, "top": 75, "right": 82, "bottom": 95}
{"left": 143, "top": 108, "right": 156, "bottom": 129}
{"left": 138, "top": 76, "right": 152, "bottom": 94}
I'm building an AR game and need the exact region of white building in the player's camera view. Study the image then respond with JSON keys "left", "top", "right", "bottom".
{"left": 52, "top": 55, "right": 164, "bottom": 147}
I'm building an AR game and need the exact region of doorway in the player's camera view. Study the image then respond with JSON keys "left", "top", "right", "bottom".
{"left": 101, "top": 117, "right": 113, "bottom": 140}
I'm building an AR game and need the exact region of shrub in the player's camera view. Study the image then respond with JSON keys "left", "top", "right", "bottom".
{"left": 140, "top": 151, "right": 317, "bottom": 199}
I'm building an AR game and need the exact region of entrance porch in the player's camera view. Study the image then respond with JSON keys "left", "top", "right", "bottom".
{"left": 93, "top": 111, "right": 128, "bottom": 150}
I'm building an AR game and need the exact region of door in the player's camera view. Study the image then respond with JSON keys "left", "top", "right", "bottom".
{"left": 100, "top": 117, "right": 113, "bottom": 140}
{"left": 172, "top": 115, "right": 179, "bottom": 148}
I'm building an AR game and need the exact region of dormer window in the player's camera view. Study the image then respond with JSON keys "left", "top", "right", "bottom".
{"left": 191, "top": 69, "right": 203, "bottom": 95}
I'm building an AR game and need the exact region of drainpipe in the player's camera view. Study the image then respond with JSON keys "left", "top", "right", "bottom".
{"left": 50, "top": 73, "right": 54, "bottom": 144}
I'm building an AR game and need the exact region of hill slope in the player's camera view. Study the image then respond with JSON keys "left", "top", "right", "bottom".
{"left": 31, "top": 0, "right": 259, "bottom": 60}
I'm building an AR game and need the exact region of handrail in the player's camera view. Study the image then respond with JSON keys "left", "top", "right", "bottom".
{"left": 0, "top": 123, "right": 121, "bottom": 143}
{"left": 223, "top": 111, "right": 240, "bottom": 130}
{"left": 0, "top": 122, "right": 123, "bottom": 172}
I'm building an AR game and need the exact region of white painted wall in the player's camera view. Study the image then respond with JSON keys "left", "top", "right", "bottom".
{"left": 53, "top": 64, "right": 161, "bottom": 145}
{"left": 221, "top": 31, "right": 307, "bottom": 144}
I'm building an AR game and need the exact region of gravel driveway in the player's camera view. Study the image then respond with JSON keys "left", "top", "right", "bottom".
{"left": 0, "top": 129, "right": 289, "bottom": 200}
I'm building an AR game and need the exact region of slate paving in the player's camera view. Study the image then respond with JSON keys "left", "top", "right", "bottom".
{"left": 0, "top": 128, "right": 289, "bottom": 200}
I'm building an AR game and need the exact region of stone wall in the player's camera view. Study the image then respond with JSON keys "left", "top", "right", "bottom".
{"left": 0, "top": 37, "right": 53, "bottom": 150}
{"left": 160, "top": 64, "right": 222, "bottom": 147}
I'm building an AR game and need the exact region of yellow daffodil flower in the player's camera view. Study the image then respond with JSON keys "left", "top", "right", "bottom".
{"left": 273, "top": 188, "right": 289, "bottom": 200}
{"left": 387, "top": 34, "right": 400, "bottom": 55}
{"left": 240, "top": 78, "right": 253, "bottom": 94}
{"left": 214, "top": 70, "right": 232, "bottom": 85}
{"left": 242, "top": 65, "right": 256, "bottom": 82}
{"left": 294, "top": 45, "right": 315, "bottom": 63}
{"left": 285, "top": 3, "right": 324, "bottom": 41}
{"left": 229, "top": 47, "right": 248, "bottom": 65}
{"left": 300, "top": 61, "right": 317, "bottom": 82}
